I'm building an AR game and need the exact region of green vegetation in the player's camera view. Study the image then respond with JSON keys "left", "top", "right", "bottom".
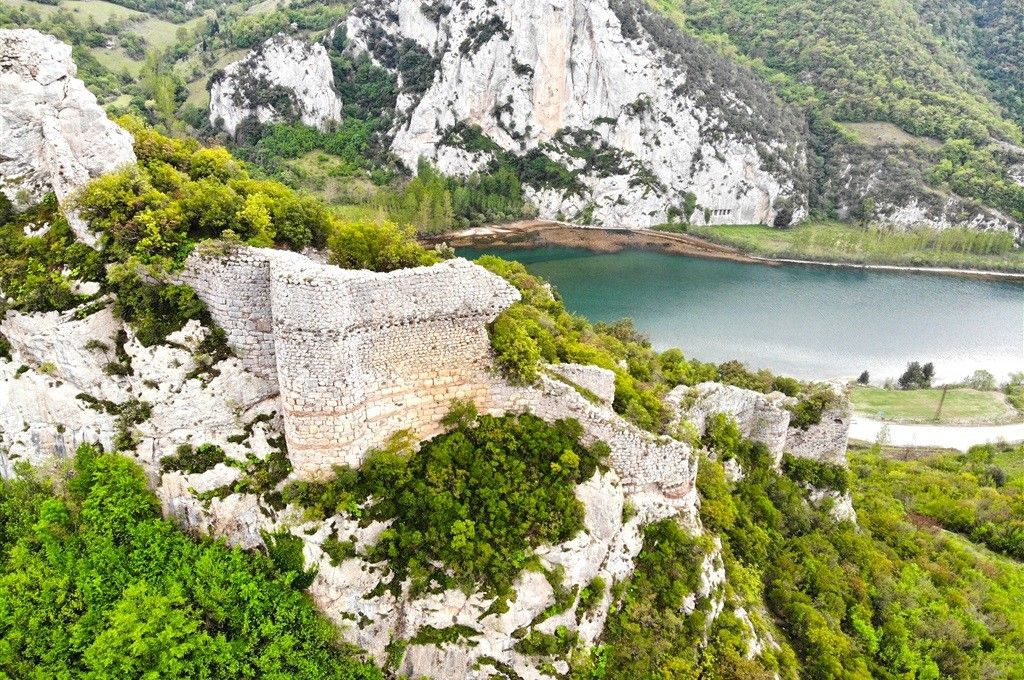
{"left": 670, "top": 0, "right": 1024, "bottom": 223}
{"left": 159, "top": 442, "right": 227, "bottom": 474}
{"left": 850, "top": 385, "right": 1021, "bottom": 423}
{"left": 283, "top": 406, "right": 608, "bottom": 597}
{"left": 480, "top": 256, "right": 836, "bottom": 432}
{"left": 0, "top": 444, "right": 382, "bottom": 678}
{"left": 0, "top": 194, "right": 103, "bottom": 314}
{"left": 688, "top": 221, "right": 1024, "bottom": 271}
{"left": 595, "top": 418, "right": 1024, "bottom": 679}
{"left": 852, "top": 442, "right": 1024, "bottom": 562}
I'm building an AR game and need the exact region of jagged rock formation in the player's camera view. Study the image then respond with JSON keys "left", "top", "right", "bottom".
{"left": 209, "top": 34, "right": 343, "bottom": 137}
{"left": 345, "top": 0, "right": 808, "bottom": 228}
{"left": 667, "top": 381, "right": 851, "bottom": 465}
{"left": 0, "top": 307, "right": 278, "bottom": 478}
{"left": 0, "top": 29, "right": 136, "bottom": 242}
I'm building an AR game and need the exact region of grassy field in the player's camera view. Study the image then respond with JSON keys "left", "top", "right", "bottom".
{"left": 688, "top": 221, "right": 1024, "bottom": 273}
{"left": 850, "top": 386, "right": 1021, "bottom": 424}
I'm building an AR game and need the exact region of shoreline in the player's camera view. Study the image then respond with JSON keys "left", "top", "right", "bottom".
{"left": 437, "top": 221, "right": 1024, "bottom": 282}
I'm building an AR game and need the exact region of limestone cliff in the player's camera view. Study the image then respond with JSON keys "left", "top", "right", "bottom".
{"left": 344, "top": 0, "right": 809, "bottom": 228}
{"left": 829, "top": 141, "right": 1023, "bottom": 242}
{"left": 0, "top": 29, "right": 136, "bottom": 242}
{"left": 1, "top": 250, "right": 706, "bottom": 679}
{"left": 209, "top": 34, "right": 343, "bottom": 137}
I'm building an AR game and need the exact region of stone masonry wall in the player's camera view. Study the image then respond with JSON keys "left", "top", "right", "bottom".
{"left": 180, "top": 248, "right": 277, "bottom": 382}
{"left": 183, "top": 247, "right": 699, "bottom": 504}
{"left": 786, "top": 407, "right": 851, "bottom": 465}
{"left": 184, "top": 247, "right": 522, "bottom": 477}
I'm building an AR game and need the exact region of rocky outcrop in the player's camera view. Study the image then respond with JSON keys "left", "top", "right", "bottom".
{"left": 345, "top": 0, "right": 808, "bottom": 229}
{"left": 209, "top": 34, "right": 343, "bottom": 137}
{"left": 0, "top": 307, "right": 278, "bottom": 478}
{"left": 668, "top": 382, "right": 792, "bottom": 463}
{"left": 668, "top": 382, "right": 851, "bottom": 465}
{"left": 0, "top": 29, "right": 136, "bottom": 243}
{"left": 829, "top": 141, "right": 1023, "bottom": 242}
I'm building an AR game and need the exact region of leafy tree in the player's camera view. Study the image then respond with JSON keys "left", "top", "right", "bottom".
{"left": 283, "top": 410, "right": 607, "bottom": 596}
{"left": 0, "top": 445, "right": 382, "bottom": 679}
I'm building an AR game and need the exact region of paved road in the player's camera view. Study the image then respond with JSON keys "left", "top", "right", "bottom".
{"left": 849, "top": 415, "right": 1024, "bottom": 451}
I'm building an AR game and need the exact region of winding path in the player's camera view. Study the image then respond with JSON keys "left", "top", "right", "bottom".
{"left": 849, "top": 415, "right": 1024, "bottom": 451}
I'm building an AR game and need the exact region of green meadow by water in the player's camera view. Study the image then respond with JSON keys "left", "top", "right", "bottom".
{"left": 457, "top": 246, "right": 1024, "bottom": 382}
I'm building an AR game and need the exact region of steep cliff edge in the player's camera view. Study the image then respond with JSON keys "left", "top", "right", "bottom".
{"left": 0, "top": 29, "right": 136, "bottom": 243}
{"left": 344, "top": 0, "right": 808, "bottom": 228}
{"left": 209, "top": 34, "right": 343, "bottom": 137}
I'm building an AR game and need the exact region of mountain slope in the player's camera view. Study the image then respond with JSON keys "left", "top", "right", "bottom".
{"left": 670, "top": 0, "right": 1024, "bottom": 237}
{"left": 342, "top": 0, "right": 809, "bottom": 228}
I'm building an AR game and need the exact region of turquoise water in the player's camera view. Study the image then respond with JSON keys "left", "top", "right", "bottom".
{"left": 457, "top": 246, "right": 1024, "bottom": 382}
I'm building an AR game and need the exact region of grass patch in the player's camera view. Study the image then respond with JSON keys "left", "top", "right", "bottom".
{"left": 689, "top": 221, "right": 1024, "bottom": 272}
{"left": 850, "top": 386, "right": 1021, "bottom": 424}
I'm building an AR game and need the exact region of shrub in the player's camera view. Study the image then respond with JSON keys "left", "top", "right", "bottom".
{"left": 160, "top": 443, "right": 227, "bottom": 474}
{"left": 787, "top": 384, "right": 840, "bottom": 429}
{"left": 283, "top": 410, "right": 607, "bottom": 596}
{"left": 489, "top": 308, "right": 542, "bottom": 385}
{"left": 328, "top": 219, "right": 438, "bottom": 272}
{"left": 108, "top": 269, "right": 208, "bottom": 347}
{"left": 781, "top": 453, "right": 850, "bottom": 493}
{"left": 0, "top": 445, "right": 382, "bottom": 678}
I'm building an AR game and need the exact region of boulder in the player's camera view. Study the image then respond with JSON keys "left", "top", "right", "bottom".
{"left": 0, "top": 29, "right": 136, "bottom": 243}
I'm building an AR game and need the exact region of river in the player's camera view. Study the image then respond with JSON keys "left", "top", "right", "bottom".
{"left": 456, "top": 246, "right": 1024, "bottom": 382}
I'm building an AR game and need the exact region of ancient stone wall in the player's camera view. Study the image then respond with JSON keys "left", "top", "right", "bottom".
{"left": 180, "top": 248, "right": 278, "bottom": 382}
{"left": 546, "top": 363, "right": 617, "bottom": 407}
{"left": 184, "top": 247, "right": 522, "bottom": 477}
{"left": 668, "top": 383, "right": 792, "bottom": 464}
{"left": 786, "top": 407, "right": 851, "bottom": 465}
{"left": 183, "top": 247, "right": 698, "bottom": 500}
{"left": 490, "top": 375, "right": 697, "bottom": 502}
{"left": 667, "top": 382, "right": 851, "bottom": 466}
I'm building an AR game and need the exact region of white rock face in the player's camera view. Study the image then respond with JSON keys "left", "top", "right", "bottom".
{"left": 0, "top": 306, "right": 279, "bottom": 478}
{"left": 346, "top": 0, "right": 807, "bottom": 229}
{"left": 668, "top": 382, "right": 792, "bottom": 464}
{"left": 209, "top": 34, "right": 343, "bottom": 137}
{"left": 0, "top": 29, "right": 136, "bottom": 242}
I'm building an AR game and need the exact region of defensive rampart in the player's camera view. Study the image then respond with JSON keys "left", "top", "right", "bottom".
{"left": 183, "top": 246, "right": 699, "bottom": 503}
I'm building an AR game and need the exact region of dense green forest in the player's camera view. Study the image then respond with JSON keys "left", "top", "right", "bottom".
{"left": 0, "top": 445, "right": 382, "bottom": 678}
{"left": 5, "top": 433, "right": 1024, "bottom": 678}
{"left": 669, "top": 0, "right": 1024, "bottom": 222}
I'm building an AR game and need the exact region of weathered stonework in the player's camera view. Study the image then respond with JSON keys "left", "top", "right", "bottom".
{"left": 668, "top": 381, "right": 850, "bottom": 465}
{"left": 184, "top": 248, "right": 520, "bottom": 477}
{"left": 546, "top": 362, "right": 617, "bottom": 407}
{"left": 667, "top": 382, "right": 792, "bottom": 463}
{"left": 786, "top": 407, "right": 851, "bottom": 465}
{"left": 182, "top": 247, "right": 698, "bottom": 502}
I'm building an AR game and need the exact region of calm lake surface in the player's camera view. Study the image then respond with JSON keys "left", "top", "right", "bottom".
{"left": 457, "top": 246, "right": 1024, "bottom": 382}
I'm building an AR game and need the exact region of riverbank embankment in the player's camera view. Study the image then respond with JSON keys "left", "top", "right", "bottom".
{"left": 439, "top": 221, "right": 1024, "bottom": 282}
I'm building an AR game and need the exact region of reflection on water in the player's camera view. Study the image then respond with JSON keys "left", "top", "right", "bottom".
{"left": 457, "top": 246, "right": 1024, "bottom": 382}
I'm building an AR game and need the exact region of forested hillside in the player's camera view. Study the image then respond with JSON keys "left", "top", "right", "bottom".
{"left": 670, "top": 0, "right": 1024, "bottom": 227}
